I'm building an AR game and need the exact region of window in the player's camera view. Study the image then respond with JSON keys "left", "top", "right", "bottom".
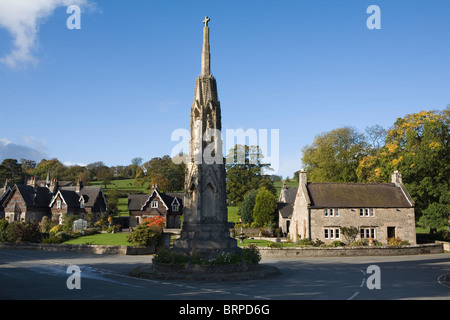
{"left": 360, "top": 208, "right": 374, "bottom": 217}
{"left": 172, "top": 204, "right": 179, "bottom": 211}
{"left": 56, "top": 200, "right": 62, "bottom": 209}
{"left": 151, "top": 201, "right": 158, "bottom": 208}
{"left": 324, "top": 228, "right": 340, "bottom": 240}
{"left": 324, "top": 208, "right": 339, "bottom": 217}
{"left": 360, "top": 228, "right": 376, "bottom": 239}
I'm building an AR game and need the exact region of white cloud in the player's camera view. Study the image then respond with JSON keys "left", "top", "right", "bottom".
{"left": 0, "top": 137, "right": 48, "bottom": 162}
{"left": 0, "top": 0, "right": 89, "bottom": 68}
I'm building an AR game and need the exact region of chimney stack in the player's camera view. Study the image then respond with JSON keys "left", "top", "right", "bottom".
{"left": 49, "top": 178, "right": 58, "bottom": 193}
{"left": 391, "top": 170, "right": 403, "bottom": 185}
{"left": 299, "top": 169, "right": 307, "bottom": 186}
{"left": 76, "top": 178, "right": 83, "bottom": 193}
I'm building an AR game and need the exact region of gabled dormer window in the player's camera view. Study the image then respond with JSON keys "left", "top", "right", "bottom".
{"left": 172, "top": 204, "right": 179, "bottom": 211}
{"left": 151, "top": 200, "right": 158, "bottom": 208}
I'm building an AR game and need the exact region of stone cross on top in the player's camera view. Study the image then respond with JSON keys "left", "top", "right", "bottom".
{"left": 203, "top": 16, "right": 210, "bottom": 27}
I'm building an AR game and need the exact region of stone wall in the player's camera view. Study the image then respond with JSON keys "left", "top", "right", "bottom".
{"left": 258, "top": 243, "right": 443, "bottom": 258}
{"left": 0, "top": 242, "right": 155, "bottom": 255}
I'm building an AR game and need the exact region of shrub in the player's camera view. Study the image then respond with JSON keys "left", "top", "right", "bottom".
{"left": 4, "top": 221, "right": 41, "bottom": 243}
{"left": 296, "top": 238, "right": 314, "bottom": 246}
{"left": 106, "top": 224, "right": 121, "bottom": 233}
{"left": 350, "top": 239, "right": 369, "bottom": 247}
{"left": 242, "top": 244, "right": 261, "bottom": 264}
{"left": 0, "top": 219, "right": 9, "bottom": 242}
{"left": 267, "top": 241, "right": 282, "bottom": 248}
{"left": 153, "top": 248, "right": 187, "bottom": 267}
{"left": 331, "top": 240, "right": 346, "bottom": 247}
{"left": 126, "top": 224, "right": 162, "bottom": 247}
{"left": 387, "top": 237, "right": 409, "bottom": 246}
{"left": 211, "top": 252, "right": 242, "bottom": 265}
{"left": 142, "top": 216, "right": 166, "bottom": 228}
{"left": 49, "top": 224, "right": 65, "bottom": 235}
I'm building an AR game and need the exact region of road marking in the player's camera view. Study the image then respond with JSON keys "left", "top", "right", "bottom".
{"left": 347, "top": 291, "right": 360, "bottom": 300}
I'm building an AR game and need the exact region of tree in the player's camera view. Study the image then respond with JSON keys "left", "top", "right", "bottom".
{"left": 365, "top": 124, "right": 388, "bottom": 150}
{"left": 32, "top": 158, "right": 66, "bottom": 181}
{"left": 357, "top": 108, "right": 450, "bottom": 222}
{"left": 133, "top": 156, "right": 184, "bottom": 192}
{"left": 225, "top": 145, "right": 273, "bottom": 205}
{"left": 0, "top": 159, "right": 25, "bottom": 184}
{"left": 253, "top": 187, "right": 277, "bottom": 227}
{"left": 239, "top": 189, "right": 258, "bottom": 224}
{"left": 301, "top": 127, "right": 368, "bottom": 183}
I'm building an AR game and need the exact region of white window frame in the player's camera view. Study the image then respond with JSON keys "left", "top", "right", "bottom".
{"left": 172, "top": 204, "right": 179, "bottom": 211}
{"left": 360, "top": 208, "right": 374, "bottom": 217}
{"left": 56, "top": 200, "right": 62, "bottom": 209}
{"left": 360, "top": 228, "right": 376, "bottom": 239}
{"left": 324, "top": 228, "right": 340, "bottom": 240}
{"left": 325, "top": 208, "right": 339, "bottom": 217}
{"left": 151, "top": 200, "right": 158, "bottom": 208}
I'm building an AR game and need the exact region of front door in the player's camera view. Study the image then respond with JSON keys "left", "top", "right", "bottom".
{"left": 387, "top": 226, "right": 396, "bottom": 239}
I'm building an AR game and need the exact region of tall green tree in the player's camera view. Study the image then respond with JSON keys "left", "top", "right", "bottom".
{"left": 239, "top": 189, "right": 258, "bottom": 224}
{"left": 253, "top": 187, "right": 277, "bottom": 227}
{"left": 0, "top": 159, "right": 24, "bottom": 185}
{"left": 133, "top": 155, "right": 184, "bottom": 192}
{"left": 357, "top": 108, "right": 450, "bottom": 224}
{"left": 225, "top": 144, "right": 273, "bottom": 205}
{"left": 301, "top": 127, "right": 368, "bottom": 182}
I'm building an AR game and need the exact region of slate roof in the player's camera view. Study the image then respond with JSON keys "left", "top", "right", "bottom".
{"left": 306, "top": 183, "right": 414, "bottom": 208}
{"left": 58, "top": 186, "right": 104, "bottom": 207}
{"left": 15, "top": 185, "right": 53, "bottom": 208}
{"left": 277, "top": 182, "right": 414, "bottom": 219}
{"left": 128, "top": 191, "right": 183, "bottom": 211}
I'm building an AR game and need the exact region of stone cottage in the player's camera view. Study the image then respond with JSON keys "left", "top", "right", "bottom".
{"left": 278, "top": 170, "right": 416, "bottom": 245}
{"left": 2, "top": 177, "right": 107, "bottom": 224}
{"left": 49, "top": 178, "right": 107, "bottom": 223}
{"left": 128, "top": 184, "right": 183, "bottom": 229}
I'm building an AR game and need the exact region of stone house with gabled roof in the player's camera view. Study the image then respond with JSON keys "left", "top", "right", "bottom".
{"left": 278, "top": 170, "right": 416, "bottom": 245}
{"left": 2, "top": 177, "right": 107, "bottom": 224}
{"left": 128, "top": 184, "right": 183, "bottom": 229}
{"left": 49, "top": 178, "right": 107, "bottom": 223}
{"left": 3, "top": 177, "right": 54, "bottom": 223}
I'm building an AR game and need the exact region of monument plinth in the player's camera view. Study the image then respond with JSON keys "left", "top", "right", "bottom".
{"left": 173, "top": 17, "right": 239, "bottom": 258}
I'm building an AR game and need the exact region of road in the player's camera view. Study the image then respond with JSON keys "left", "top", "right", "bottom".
{"left": 0, "top": 249, "right": 449, "bottom": 301}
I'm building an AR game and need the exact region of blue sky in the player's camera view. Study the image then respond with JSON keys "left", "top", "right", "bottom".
{"left": 0, "top": 0, "right": 449, "bottom": 178}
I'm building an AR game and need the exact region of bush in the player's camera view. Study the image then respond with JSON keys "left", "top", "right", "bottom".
{"left": 4, "top": 221, "right": 41, "bottom": 243}
{"left": 331, "top": 240, "right": 346, "bottom": 247}
{"left": 242, "top": 244, "right": 261, "bottom": 264}
{"left": 126, "top": 224, "right": 162, "bottom": 247}
{"left": 0, "top": 219, "right": 9, "bottom": 242}
{"left": 106, "top": 224, "right": 121, "bottom": 233}
{"left": 211, "top": 252, "right": 242, "bottom": 265}
{"left": 267, "top": 241, "right": 282, "bottom": 248}
{"left": 387, "top": 237, "right": 409, "bottom": 246}
{"left": 49, "top": 224, "right": 65, "bottom": 235}
{"left": 296, "top": 238, "right": 314, "bottom": 246}
{"left": 350, "top": 239, "right": 369, "bottom": 246}
{"left": 142, "top": 216, "right": 166, "bottom": 228}
{"left": 153, "top": 248, "right": 187, "bottom": 267}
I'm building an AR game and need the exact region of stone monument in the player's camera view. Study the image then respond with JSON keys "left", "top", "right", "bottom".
{"left": 173, "top": 16, "right": 239, "bottom": 258}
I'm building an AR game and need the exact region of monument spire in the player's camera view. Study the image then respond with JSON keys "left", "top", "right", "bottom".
{"left": 173, "top": 17, "right": 239, "bottom": 258}
{"left": 201, "top": 16, "right": 211, "bottom": 76}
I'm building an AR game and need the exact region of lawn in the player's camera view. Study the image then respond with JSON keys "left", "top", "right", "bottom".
{"left": 63, "top": 232, "right": 132, "bottom": 246}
